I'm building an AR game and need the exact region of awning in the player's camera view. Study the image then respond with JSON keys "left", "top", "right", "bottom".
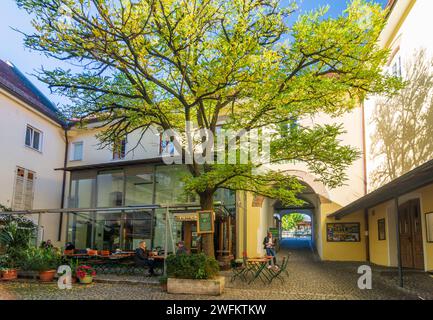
{"left": 54, "top": 157, "right": 165, "bottom": 171}
{"left": 329, "top": 159, "right": 433, "bottom": 219}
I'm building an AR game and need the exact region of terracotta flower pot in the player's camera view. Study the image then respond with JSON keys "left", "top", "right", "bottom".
{"left": 39, "top": 270, "right": 56, "bottom": 282}
{"left": 78, "top": 275, "right": 93, "bottom": 284}
{"left": 62, "top": 276, "right": 77, "bottom": 284}
{"left": 1, "top": 269, "right": 18, "bottom": 281}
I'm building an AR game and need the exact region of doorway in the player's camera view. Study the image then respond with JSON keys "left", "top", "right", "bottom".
{"left": 399, "top": 199, "right": 424, "bottom": 270}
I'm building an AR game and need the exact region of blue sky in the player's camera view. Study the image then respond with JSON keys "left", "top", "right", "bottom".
{"left": 0, "top": 0, "right": 388, "bottom": 107}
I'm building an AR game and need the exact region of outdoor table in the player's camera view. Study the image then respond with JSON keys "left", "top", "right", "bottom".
{"left": 246, "top": 257, "right": 272, "bottom": 284}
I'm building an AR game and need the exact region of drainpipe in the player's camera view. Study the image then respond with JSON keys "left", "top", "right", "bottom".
{"left": 395, "top": 197, "right": 403, "bottom": 287}
{"left": 243, "top": 191, "right": 247, "bottom": 257}
{"left": 57, "top": 126, "right": 69, "bottom": 242}
{"left": 364, "top": 208, "right": 370, "bottom": 262}
{"left": 361, "top": 101, "right": 368, "bottom": 196}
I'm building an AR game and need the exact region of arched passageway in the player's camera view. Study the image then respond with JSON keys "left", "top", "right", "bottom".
{"left": 275, "top": 210, "right": 314, "bottom": 250}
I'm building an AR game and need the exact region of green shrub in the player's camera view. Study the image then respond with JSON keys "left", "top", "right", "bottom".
{"left": 0, "top": 215, "right": 37, "bottom": 269}
{"left": 22, "top": 247, "right": 62, "bottom": 272}
{"left": 166, "top": 253, "right": 219, "bottom": 280}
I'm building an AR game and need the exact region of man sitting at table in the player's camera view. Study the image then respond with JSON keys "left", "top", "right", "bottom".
{"left": 134, "top": 241, "right": 155, "bottom": 276}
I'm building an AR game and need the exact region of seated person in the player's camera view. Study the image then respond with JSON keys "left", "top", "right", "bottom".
{"left": 134, "top": 241, "right": 155, "bottom": 276}
{"left": 176, "top": 241, "right": 188, "bottom": 255}
{"left": 40, "top": 239, "right": 54, "bottom": 250}
{"left": 65, "top": 242, "right": 75, "bottom": 251}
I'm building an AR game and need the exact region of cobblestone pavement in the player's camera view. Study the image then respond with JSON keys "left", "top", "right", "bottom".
{"left": 1, "top": 247, "right": 432, "bottom": 300}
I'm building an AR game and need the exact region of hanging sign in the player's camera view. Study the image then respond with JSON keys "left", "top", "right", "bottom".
{"left": 197, "top": 210, "right": 214, "bottom": 234}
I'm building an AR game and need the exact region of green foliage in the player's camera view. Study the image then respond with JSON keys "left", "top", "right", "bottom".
{"left": 282, "top": 213, "right": 306, "bottom": 231}
{"left": 0, "top": 215, "right": 37, "bottom": 269}
{"left": 21, "top": 247, "right": 62, "bottom": 272}
{"left": 166, "top": 253, "right": 220, "bottom": 280}
{"left": 15, "top": 0, "right": 402, "bottom": 208}
{"left": 158, "top": 275, "right": 168, "bottom": 284}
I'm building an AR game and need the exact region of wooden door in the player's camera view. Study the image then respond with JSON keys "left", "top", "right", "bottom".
{"left": 399, "top": 199, "right": 424, "bottom": 270}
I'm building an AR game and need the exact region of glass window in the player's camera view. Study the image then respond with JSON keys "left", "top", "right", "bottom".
{"left": 25, "top": 125, "right": 43, "bottom": 151}
{"left": 125, "top": 167, "right": 154, "bottom": 205}
{"left": 155, "top": 165, "right": 194, "bottom": 205}
{"left": 97, "top": 170, "right": 124, "bottom": 207}
{"left": 68, "top": 212, "right": 93, "bottom": 250}
{"left": 123, "top": 211, "right": 153, "bottom": 250}
{"left": 93, "top": 211, "right": 122, "bottom": 251}
{"left": 69, "top": 171, "right": 95, "bottom": 208}
{"left": 72, "top": 142, "right": 84, "bottom": 161}
{"left": 113, "top": 139, "right": 126, "bottom": 160}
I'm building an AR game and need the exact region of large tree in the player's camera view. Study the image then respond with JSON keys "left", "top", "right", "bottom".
{"left": 16, "top": 0, "right": 399, "bottom": 256}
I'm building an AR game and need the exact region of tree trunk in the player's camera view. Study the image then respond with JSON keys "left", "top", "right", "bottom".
{"left": 199, "top": 191, "right": 215, "bottom": 258}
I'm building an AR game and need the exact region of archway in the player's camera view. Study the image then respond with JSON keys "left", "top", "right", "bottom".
{"left": 273, "top": 181, "right": 320, "bottom": 252}
{"left": 279, "top": 211, "right": 313, "bottom": 249}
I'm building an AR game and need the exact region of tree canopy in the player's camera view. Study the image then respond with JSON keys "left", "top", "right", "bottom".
{"left": 16, "top": 0, "right": 400, "bottom": 256}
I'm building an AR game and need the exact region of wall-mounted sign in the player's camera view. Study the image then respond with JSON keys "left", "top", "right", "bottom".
{"left": 197, "top": 211, "right": 214, "bottom": 234}
{"left": 426, "top": 212, "right": 433, "bottom": 243}
{"left": 327, "top": 223, "right": 360, "bottom": 242}
{"left": 174, "top": 213, "right": 198, "bottom": 222}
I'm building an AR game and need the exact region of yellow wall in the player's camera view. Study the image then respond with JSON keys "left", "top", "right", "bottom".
{"left": 236, "top": 191, "right": 264, "bottom": 259}
{"left": 368, "top": 202, "right": 390, "bottom": 267}
{"left": 322, "top": 205, "right": 367, "bottom": 262}
{"left": 417, "top": 184, "right": 433, "bottom": 271}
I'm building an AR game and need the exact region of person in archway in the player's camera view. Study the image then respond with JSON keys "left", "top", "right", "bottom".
{"left": 263, "top": 232, "right": 278, "bottom": 269}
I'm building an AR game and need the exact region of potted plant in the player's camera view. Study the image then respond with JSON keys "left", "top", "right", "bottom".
{"left": 27, "top": 247, "right": 62, "bottom": 282}
{"left": 76, "top": 265, "right": 96, "bottom": 284}
{"left": 166, "top": 253, "right": 223, "bottom": 295}
{"left": 159, "top": 275, "right": 168, "bottom": 291}
{"left": 0, "top": 214, "right": 37, "bottom": 280}
{"left": 0, "top": 254, "right": 19, "bottom": 280}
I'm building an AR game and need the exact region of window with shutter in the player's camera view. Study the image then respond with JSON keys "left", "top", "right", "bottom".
{"left": 12, "top": 167, "right": 35, "bottom": 211}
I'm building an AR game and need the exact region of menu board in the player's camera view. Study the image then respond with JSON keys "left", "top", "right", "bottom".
{"left": 197, "top": 211, "right": 214, "bottom": 234}
{"left": 327, "top": 223, "right": 360, "bottom": 242}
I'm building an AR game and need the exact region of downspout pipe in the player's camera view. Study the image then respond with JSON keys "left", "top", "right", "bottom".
{"left": 58, "top": 126, "right": 69, "bottom": 242}
{"left": 395, "top": 197, "right": 403, "bottom": 287}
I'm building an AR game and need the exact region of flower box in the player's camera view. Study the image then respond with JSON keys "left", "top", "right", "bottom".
{"left": 167, "top": 276, "right": 225, "bottom": 296}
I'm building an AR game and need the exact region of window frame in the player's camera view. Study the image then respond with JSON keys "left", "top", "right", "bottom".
{"left": 71, "top": 141, "right": 84, "bottom": 161}
{"left": 25, "top": 125, "right": 43, "bottom": 152}
{"left": 112, "top": 138, "right": 127, "bottom": 160}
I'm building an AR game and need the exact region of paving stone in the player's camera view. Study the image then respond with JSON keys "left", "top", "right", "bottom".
{"left": 0, "top": 248, "right": 432, "bottom": 300}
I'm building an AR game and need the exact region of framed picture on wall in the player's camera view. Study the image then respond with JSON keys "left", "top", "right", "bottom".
{"left": 326, "top": 223, "right": 360, "bottom": 242}
{"left": 378, "top": 219, "right": 386, "bottom": 241}
{"left": 426, "top": 212, "right": 433, "bottom": 243}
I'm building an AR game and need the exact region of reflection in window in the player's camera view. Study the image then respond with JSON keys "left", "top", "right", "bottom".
{"left": 123, "top": 211, "right": 153, "bottom": 250}
{"left": 97, "top": 170, "right": 124, "bottom": 207}
{"left": 93, "top": 211, "right": 121, "bottom": 251}
{"left": 155, "top": 165, "right": 194, "bottom": 205}
{"left": 125, "top": 167, "right": 154, "bottom": 205}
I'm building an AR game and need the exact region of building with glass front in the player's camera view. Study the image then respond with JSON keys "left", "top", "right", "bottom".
{"left": 65, "top": 159, "right": 236, "bottom": 256}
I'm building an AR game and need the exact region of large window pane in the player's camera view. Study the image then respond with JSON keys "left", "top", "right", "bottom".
{"left": 125, "top": 167, "right": 154, "bottom": 205}
{"left": 68, "top": 212, "right": 93, "bottom": 250}
{"left": 93, "top": 211, "right": 121, "bottom": 251}
{"left": 123, "top": 211, "right": 153, "bottom": 250}
{"left": 97, "top": 170, "right": 124, "bottom": 207}
{"left": 152, "top": 208, "right": 182, "bottom": 252}
{"left": 69, "top": 171, "right": 95, "bottom": 208}
{"left": 155, "top": 165, "right": 195, "bottom": 205}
